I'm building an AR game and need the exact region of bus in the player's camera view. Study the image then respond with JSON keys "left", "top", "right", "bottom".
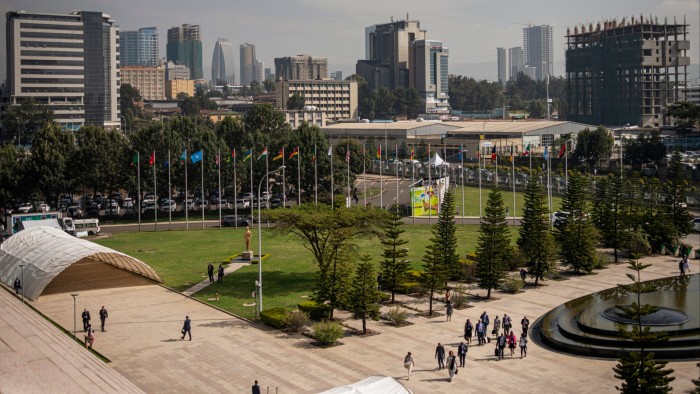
{"left": 73, "top": 218, "right": 100, "bottom": 236}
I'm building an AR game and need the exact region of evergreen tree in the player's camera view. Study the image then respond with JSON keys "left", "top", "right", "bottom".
{"left": 517, "top": 176, "right": 557, "bottom": 286}
{"left": 592, "top": 173, "right": 627, "bottom": 262}
{"left": 380, "top": 212, "right": 410, "bottom": 303}
{"left": 663, "top": 150, "right": 693, "bottom": 240}
{"left": 557, "top": 171, "right": 598, "bottom": 273}
{"left": 420, "top": 242, "right": 446, "bottom": 316}
{"left": 475, "top": 188, "right": 511, "bottom": 298}
{"left": 349, "top": 255, "right": 381, "bottom": 334}
{"left": 434, "top": 191, "right": 461, "bottom": 281}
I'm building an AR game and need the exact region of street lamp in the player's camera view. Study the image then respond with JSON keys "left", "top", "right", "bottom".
{"left": 257, "top": 165, "right": 285, "bottom": 314}
{"left": 19, "top": 264, "right": 25, "bottom": 304}
{"left": 564, "top": 139, "right": 574, "bottom": 188}
{"left": 120, "top": 115, "right": 130, "bottom": 135}
{"left": 70, "top": 293, "right": 79, "bottom": 341}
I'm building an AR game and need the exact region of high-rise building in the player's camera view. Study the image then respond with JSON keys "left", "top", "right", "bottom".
{"left": 523, "top": 25, "right": 554, "bottom": 81}
{"left": 240, "top": 43, "right": 256, "bottom": 86}
{"left": 6, "top": 10, "right": 120, "bottom": 130}
{"left": 274, "top": 55, "right": 328, "bottom": 81}
{"left": 358, "top": 19, "right": 427, "bottom": 90}
{"left": 508, "top": 47, "right": 524, "bottom": 80}
{"left": 566, "top": 16, "right": 689, "bottom": 127}
{"left": 330, "top": 71, "right": 343, "bottom": 81}
{"left": 497, "top": 47, "right": 507, "bottom": 87}
{"left": 211, "top": 38, "right": 235, "bottom": 86}
{"left": 253, "top": 60, "right": 264, "bottom": 83}
{"left": 165, "top": 61, "right": 190, "bottom": 80}
{"left": 119, "top": 27, "right": 159, "bottom": 67}
{"left": 411, "top": 40, "right": 450, "bottom": 114}
{"left": 264, "top": 68, "right": 274, "bottom": 81}
{"left": 166, "top": 24, "right": 203, "bottom": 80}
{"left": 120, "top": 66, "right": 165, "bottom": 100}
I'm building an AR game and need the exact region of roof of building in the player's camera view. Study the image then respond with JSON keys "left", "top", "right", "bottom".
{"left": 0, "top": 226, "right": 162, "bottom": 301}
{"left": 449, "top": 120, "right": 594, "bottom": 134}
{"left": 325, "top": 121, "right": 456, "bottom": 131}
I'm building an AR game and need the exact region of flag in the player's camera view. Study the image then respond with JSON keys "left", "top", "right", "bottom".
{"left": 191, "top": 150, "right": 203, "bottom": 163}
{"left": 257, "top": 148, "right": 268, "bottom": 160}
{"left": 393, "top": 146, "right": 397, "bottom": 160}
{"left": 164, "top": 159, "right": 169, "bottom": 168}
{"left": 543, "top": 146, "right": 549, "bottom": 160}
{"left": 458, "top": 145, "right": 465, "bottom": 160}
{"left": 149, "top": 151, "right": 155, "bottom": 166}
{"left": 327, "top": 146, "right": 332, "bottom": 156}
{"left": 557, "top": 143, "right": 566, "bottom": 159}
{"left": 410, "top": 147, "right": 415, "bottom": 161}
{"left": 522, "top": 143, "right": 531, "bottom": 157}
{"left": 179, "top": 150, "right": 187, "bottom": 162}
{"left": 226, "top": 149, "right": 235, "bottom": 163}
{"left": 243, "top": 149, "right": 252, "bottom": 162}
{"left": 215, "top": 152, "right": 220, "bottom": 165}
{"left": 289, "top": 147, "right": 299, "bottom": 159}
{"left": 509, "top": 145, "right": 514, "bottom": 162}
{"left": 131, "top": 152, "right": 138, "bottom": 167}
{"left": 491, "top": 146, "right": 497, "bottom": 161}
{"left": 346, "top": 148, "right": 350, "bottom": 162}
{"left": 376, "top": 145, "right": 381, "bottom": 160}
{"left": 273, "top": 147, "right": 284, "bottom": 161}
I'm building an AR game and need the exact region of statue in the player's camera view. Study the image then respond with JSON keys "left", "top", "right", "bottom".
{"left": 244, "top": 226, "right": 252, "bottom": 251}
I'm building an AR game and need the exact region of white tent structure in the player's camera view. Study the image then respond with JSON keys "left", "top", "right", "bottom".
{"left": 424, "top": 152, "right": 448, "bottom": 167}
{"left": 319, "top": 376, "right": 412, "bottom": 394}
{"left": 0, "top": 226, "right": 162, "bottom": 300}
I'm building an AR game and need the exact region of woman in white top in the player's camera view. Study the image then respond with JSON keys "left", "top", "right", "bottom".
{"left": 404, "top": 352, "right": 414, "bottom": 380}
{"left": 519, "top": 332, "right": 528, "bottom": 358}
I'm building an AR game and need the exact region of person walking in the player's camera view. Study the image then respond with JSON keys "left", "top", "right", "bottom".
{"left": 496, "top": 333, "right": 506, "bottom": 360}
{"left": 457, "top": 341, "right": 468, "bottom": 367}
{"left": 493, "top": 315, "right": 501, "bottom": 337}
{"left": 680, "top": 259, "right": 686, "bottom": 276}
{"left": 217, "top": 264, "right": 225, "bottom": 283}
{"left": 435, "top": 343, "right": 446, "bottom": 370}
{"left": 475, "top": 319, "right": 484, "bottom": 345}
{"left": 81, "top": 309, "right": 91, "bottom": 332}
{"left": 181, "top": 315, "right": 192, "bottom": 340}
{"left": 252, "top": 380, "right": 261, "bottom": 394}
{"left": 445, "top": 289, "right": 451, "bottom": 303}
{"left": 519, "top": 332, "right": 528, "bottom": 358}
{"left": 508, "top": 331, "right": 517, "bottom": 356}
{"left": 207, "top": 263, "right": 214, "bottom": 282}
{"left": 85, "top": 324, "right": 95, "bottom": 349}
{"left": 464, "top": 319, "right": 473, "bottom": 344}
{"left": 503, "top": 314, "right": 512, "bottom": 335}
{"left": 520, "top": 268, "right": 527, "bottom": 283}
{"left": 447, "top": 350, "right": 458, "bottom": 382}
{"left": 403, "top": 352, "right": 414, "bottom": 380}
{"left": 480, "top": 311, "right": 490, "bottom": 336}
{"left": 13, "top": 277, "right": 21, "bottom": 294}
{"left": 445, "top": 301, "right": 453, "bottom": 322}
{"left": 99, "top": 306, "right": 108, "bottom": 332}
{"left": 521, "top": 316, "right": 530, "bottom": 337}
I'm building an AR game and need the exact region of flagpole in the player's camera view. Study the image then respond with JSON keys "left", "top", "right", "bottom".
{"left": 218, "top": 149, "right": 222, "bottom": 229}
{"left": 282, "top": 147, "right": 286, "bottom": 208}
{"left": 314, "top": 144, "right": 318, "bottom": 206}
{"left": 395, "top": 145, "right": 398, "bottom": 211}
{"left": 362, "top": 141, "right": 366, "bottom": 207}
{"left": 461, "top": 144, "right": 465, "bottom": 225}
{"left": 137, "top": 151, "right": 141, "bottom": 232}
{"left": 478, "top": 146, "right": 482, "bottom": 218}
{"left": 265, "top": 150, "right": 269, "bottom": 212}
{"left": 565, "top": 142, "right": 568, "bottom": 188}
{"left": 296, "top": 147, "right": 301, "bottom": 206}
{"left": 250, "top": 148, "right": 254, "bottom": 217}
{"left": 347, "top": 144, "right": 351, "bottom": 206}
{"left": 153, "top": 151, "right": 157, "bottom": 232}
{"left": 512, "top": 143, "right": 516, "bottom": 227}
{"left": 168, "top": 149, "right": 172, "bottom": 230}
{"left": 185, "top": 149, "right": 188, "bottom": 230}
{"left": 411, "top": 160, "right": 415, "bottom": 225}
{"left": 233, "top": 149, "right": 238, "bottom": 228}
{"left": 330, "top": 144, "right": 334, "bottom": 208}
{"left": 495, "top": 141, "right": 499, "bottom": 187}
{"left": 427, "top": 143, "right": 431, "bottom": 226}
{"left": 201, "top": 149, "right": 205, "bottom": 229}
{"left": 379, "top": 144, "right": 383, "bottom": 210}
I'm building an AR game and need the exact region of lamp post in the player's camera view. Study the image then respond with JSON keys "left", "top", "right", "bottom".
{"left": 70, "top": 293, "right": 79, "bottom": 341}
{"left": 564, "top": 138, "right": 574, "bottom": 188}
{"left": 120, "top": 115, "right": 129, "bottom": 135}
{"left": 257, "top": 165, "right": 285, "bottom": 314}
{"left": 19, "top": 264, "right": 25, "bottom": 303}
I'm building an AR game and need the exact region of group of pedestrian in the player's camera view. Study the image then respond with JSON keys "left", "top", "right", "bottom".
{"left": 80, "top": 306, "right": 109, "bottom": 349}
{"left": 404, "top": 340, "right": 467, "bottom": 383}
{"left": 462, "top": 311, "right": 530, "bottom": 360}
{"left": 208, "top": 263, "right": 225, "bottom": 283}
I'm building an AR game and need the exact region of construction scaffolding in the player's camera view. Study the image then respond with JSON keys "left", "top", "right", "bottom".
{"left": 565, "top": 15, "right": 690, "bottom": 128}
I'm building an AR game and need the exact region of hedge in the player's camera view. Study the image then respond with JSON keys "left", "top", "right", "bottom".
{"left": 298, "top": 301, "right": 332, "bottom": 321}
{"left": 260, "top": 307, "right": 287, "bottom": 329}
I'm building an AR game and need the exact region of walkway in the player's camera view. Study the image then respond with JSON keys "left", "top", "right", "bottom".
{"left": 182, "top": 261, "right": 251, "bottom": 296}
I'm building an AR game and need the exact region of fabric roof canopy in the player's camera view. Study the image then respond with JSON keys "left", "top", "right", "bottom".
{"left": 0, "top": 226, "right": 162, "bottom": 300}
{"left": 319, "top": 376, "right": 412, "bottom": 394}
{"left": 424, "top": 152, "right": 448, "bottom": 167}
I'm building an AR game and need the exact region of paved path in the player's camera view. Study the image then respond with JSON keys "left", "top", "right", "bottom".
{"left": 182, "top": 261, "right": 251, "bottom": 296}
{"left": 28, "top": 250, "right": 699, "bottom": 393}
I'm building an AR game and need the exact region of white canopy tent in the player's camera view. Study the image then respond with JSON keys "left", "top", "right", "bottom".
{"left": 319, "top": 376, "right": 412, "bottom": 394}
{"left": 424, "top": 152, "right": 448, "bottom": 167}
{"left": 0, "top": 226, "right": 162, "bottom": 300}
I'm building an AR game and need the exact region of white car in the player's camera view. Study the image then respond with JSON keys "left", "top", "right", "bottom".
{"left": 694, "top": 218, "right": 700, "bottom": 232}
{"left": 17, "top": 203, "right": 33, "bottom": 213}
{"left": 37, "top": 203, "right": 50, "bottom": 212}
{"left": 235, "top": 199, "right": 250, "bottom": 210}
{"left": 160, "top": 200, "right": 177, "bottom": 212}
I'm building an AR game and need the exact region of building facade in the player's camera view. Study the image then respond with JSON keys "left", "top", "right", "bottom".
{"left": 284, "top": 109, "right": 327, "bottom": 129}
{"left": 275, "top": 80, "right": 358, "bottom": 121}
{"left": 330, "top": 71, "right": 343, "bottom": 81}
{"left": 6, "top": 10, "right": 120, "bottom": 130}
{"left": 166, "top": 24, "right": 202, "bottom": 80}
{"left": 119, "top": 26, "right": 158, "bottom": 67}
{"left": 165, "top": 61, "right": 190, "bottom": 80}
{"left": 165, "top": 79, "right": 195, "bottom": 100}
{"left": 497, "top": 47, "right": 507, "bottom": 86}
{"left": 240, "top": 43, "right": 256, "bottom": 86}
{"left": 523, "top": 25, "right": 553, "bottom": 81}
{"left": 274, "top": 55, "right": 328, "bottom": 81}
{"left": 253, "top": 60, "right": 265, "bottom": 84}
{"left": 211, "top": 38, "right": 235, "bottom": 86}
{"left": 411, "top": 40, "right": 450, "bottom": 114}
{"left": 120, "top": 66, "right": 165, "bottom": 101}
{"left": 565, "top": 16, "right": 690, "bottom": 127}
{"left": 508, "top": 47, "right": 524, "bottom": 79}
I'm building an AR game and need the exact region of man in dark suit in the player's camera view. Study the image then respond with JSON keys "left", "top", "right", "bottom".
{"left": 435, "top": 343, "right": 445, "bottom": 369}
{"left": 207, "top": 263, "right": 214, "bottom": 282}
{"left": 217, "top": 264, "right": 224, "bottom": 283}
{"left": 99, "top": 306, "right": 108, "bottom": 331}
{"left": 81, "top": 309, "right": 91, "bottom": 332}
{"left": 252, "top": 380, "right": 261, "bottom": 394}
{"left": 181, "top": 316, "right": 192, "bottom": 340}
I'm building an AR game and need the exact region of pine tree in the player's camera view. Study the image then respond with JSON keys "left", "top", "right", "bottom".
{"left": 517, "top": 176, "right": 557, "bottom": 286}
{"left": 349, "top": 255, "right": 381, "bottom": 334}
{"left": 380, "top": 211, "right": 410, "bottom": 303}
{"left": 557, "top": 171, "right": 598, "bottom": 273}
{"left": 420, "top": 242, "right": 447, "bottom": 316}
{"left": 475, "top": 188, "right": 511, "bottom": 298}
{"left": 663, "top": 150, "right": 693, "bottom": 240}
{"left": 434, "top": 191, "right": 460, "bottom": 281}
{"left": 592, "top": 173, "right": 627, "bottom": 263}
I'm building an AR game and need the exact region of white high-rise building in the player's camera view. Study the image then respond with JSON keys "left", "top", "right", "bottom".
{"left": 523, "top": 25, "right": 554, "bottom": 81}
{"left": 508, "top": 47, "right": 524, "bottom": 79}
{"left": 120, "top": 27, "right": 159, "bottom": 67}
{"left": 6, "top": 10, "right": 120, "bottom": 131}
{"left": 211, "top": 38, "right": 235, "bottom": 85}
{"left": 240, "top": 43, "right": 256, "bottom": 86}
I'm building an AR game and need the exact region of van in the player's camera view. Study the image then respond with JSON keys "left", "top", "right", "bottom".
{"left": 73, "top": 218, "right": 100, "bottom": 236}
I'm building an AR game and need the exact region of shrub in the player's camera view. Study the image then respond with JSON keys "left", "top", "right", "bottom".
{"left": 284, "top": 310, "right": 310, "bottom": 333}
{"left": 312, "top": 320, "right": 344, "bottom": 345}
{"left": 260, "top": 307, "right": 287, "bottom": 329}
{"left": 594, "top": 252, "right": 612, "bottom": 269}
{"left": 378, "top": 292, "right": 391, "bottom": 303}
{"left": 501, "top": 276, "right": 524, "bottom": 294}
{"left": 458, "top": 259, "right": 477, "bottom": 283}
{"left": 385, "top": 306, "right": 408, "bottom": 325}
{"left": 452, "top": 292, "right": 468, "bottom": 308}
{"left": 298, "top": 301, "right": 332, "bottom": 321}
{"left": 509, "top": 247, "right": 526, "bottom": 271}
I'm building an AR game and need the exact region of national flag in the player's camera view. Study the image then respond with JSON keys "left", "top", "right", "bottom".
{"left": 327, "top": 145, "right": 332, "bottom": 156}
{"left": 215, "top": 152, "right": 220, "bottom": 165}
{"left": 509, "top": 145, "right": 514, "bottom": 162}
{"left": 257, "top": 148, "right": 268, "bottom": 160}
{"left": 149, "top": 151, "right": 155, "bottom": 166}
{"left": 289, "top": 147, "right": 299, "bottom": 159}
{"left": 522, "top": 143, "right": 531, "bottom": 157}
{"left": 226, "top": 149, "right": 235, "bottom": 163}
{"left": 191, "top": 150, "right": 203, "bottom": 163}
{"left": 164, "top": 159, "right": 169, "bottom": 168}
{"left": 458, "top": 145, "right": 465, "bottom": 160}
{"left": 393, "top": 146, "right": 397, "bottom": 160}
{"left": 557, "top": 143, "right": 566, "bottom": 159}
{"left": 273, "top": 147, "right": 284, "bottom": 161}
{"left": 346, "top": 148, "right": 350, "bottom": 162}
{"left": 410, "top": 147, "right": 415, "bottom": 161}
{"left": 243, "top": 149, "right": 252, "bottom": 162}
{"left": 131, "top": 152, "right": 138, "bottom": 167}
{"left": 543, "top": 146, "right": 549, "bottom": 160}
{"left": 376, "top": 145, "right": 381, "bottom": 160}
{"left": 179, "top": 150, "right": 187, "bottom": 161}
{"left": 491, "top": 146, "right": 497, "bottom": 161}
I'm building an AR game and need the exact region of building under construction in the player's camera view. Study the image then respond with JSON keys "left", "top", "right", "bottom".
{"left": 565, "top": 15, "right": 690, "bottom": 128}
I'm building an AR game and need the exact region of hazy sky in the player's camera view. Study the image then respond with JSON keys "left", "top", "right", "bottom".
{"left": 2, "top": 0, "right": 699, "bottom": 81}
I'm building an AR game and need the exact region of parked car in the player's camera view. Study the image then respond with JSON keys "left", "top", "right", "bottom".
{"left": 37, "top": 202, "right": 50, "bottom": 212}
{"left": 17, "top": 203, "right": 33, "bottom": 213}
{"left": 552, "top": 211, "right": 569, "bottom": 229}
{"left": 221, "top": 215, "right": 251, "bottom": 227}
{"left": 694, "top": 217, "right": 700, "bottom": 232}
{"left": 234, "top": 199, "right": 250, "bottom": 210}
{"left": 160, "top": 200, "right": 177, "bottom": 212}
{"left": 270, "top": 198, "right": 282, "bottom": 209}
{"left": 104, "top": 200, "right": 120, "bottom": 215}
{"left": 142, "top": 202, "right": 157, "bottom": 213}
{"left": 67, "top": 205, "right": 83, "bottom": 218}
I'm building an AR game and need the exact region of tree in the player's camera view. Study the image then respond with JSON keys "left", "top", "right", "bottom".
{"left": 26, "top": 123, "right": 76, "bottom": 206}
{"left": 573, "top": 126, "right": 614, "bottom": 167}
{"left": 622, "top": 131, "right": 667, "bottom": 165}
{"left": 434, "top": 191, "right": 460, "bottom": 280}
{"left": 374, "top": 86, "right": 396, "bottom": 119}
{"left": 557, "top": 171, "right": 598, "bottom": 273}
{"left": 2, "top": 98, "right": 55, "bottom": 145}
{"left": 349, "top": 255, "right": 381, "bottom": 334}
{"left": 406, "top": 87, "right": 423, "bottom": 119}
{"left": 663, "top": 150, "right": 693, "bottom": 240}
{"left": 287, "top": 92, "right": 305, "bottom": 110}
{"left": 517, "top": 176, "right": 557, "bottom": 286}
{"left": 420, "top": 242, "right": 446, "bottom": 316}
{"left": 120, "top": 84, "right": 142, "bottom": 124}
{"left": 180, "top": 96, "right": 201, "bottom": 117}
{"left": 263, "top": 79, "right": 275, "bottom": 93}
{"left": 380, "top": 212, "right": 410, "bottom": 303}
{"left": 527, "top": 99, "right": 546, "bottom": 119}
{"left": 592, "top": 173, "right": 627, "bottom": 263}
{"left": 0, "top": 144, "right": 24, "bottom": 208}
{"left": 475, "top": 188, "right": 511, "bottom": 298}
{"left": 666, "top": 101, "right": 700, "bottom": 130}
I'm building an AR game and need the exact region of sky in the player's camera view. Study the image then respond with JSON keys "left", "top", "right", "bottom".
{"left": 1, "top": 0, "right": 699, "bottom": 82}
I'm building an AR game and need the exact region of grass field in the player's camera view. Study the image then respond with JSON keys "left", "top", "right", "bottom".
{"left": 94, "top": 224, "right": 519, "bottom": 319}
{"left": 449, "top": 185, "right": 562, "bottom": 217}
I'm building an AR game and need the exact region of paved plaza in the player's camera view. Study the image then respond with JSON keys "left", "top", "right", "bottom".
{"left": 23, "top": 246, "right": 699, "bottom": 393}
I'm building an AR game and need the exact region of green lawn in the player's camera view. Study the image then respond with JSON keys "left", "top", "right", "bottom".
{"left": 94, "top": 224, "right": 519, "bottom": 319}
{"left": 450, "top": 185, "right": 563, "bottom": 217}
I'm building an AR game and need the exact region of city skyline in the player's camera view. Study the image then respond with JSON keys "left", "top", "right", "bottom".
{"left": 0, "top": 0, "right": 698, "bottom": 82}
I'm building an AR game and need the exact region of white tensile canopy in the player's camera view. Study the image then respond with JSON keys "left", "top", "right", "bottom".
{"left": 0, "top": 226, "right": 162, "bottom": 300}
{"left": 319, "top": 376, "right": 413, "bottom": 394}
{"left": 424, "top": 152, "right": 448, "bottom": 167}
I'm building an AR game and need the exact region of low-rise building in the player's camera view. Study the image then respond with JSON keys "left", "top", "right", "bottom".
{"left": 284, "top": 108, "right": 327, "bottom": 129}
{"left": 275, "top": 79, "right": 358, "bottom": 122}
{"left": 120, "top": 66, "right": 165, "bottom": 101}
{"left": 165, "top": 79, "right": 195, "bottom": 99}
{"left": 200, "top": 109, "right": 241, "bottom": 123}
